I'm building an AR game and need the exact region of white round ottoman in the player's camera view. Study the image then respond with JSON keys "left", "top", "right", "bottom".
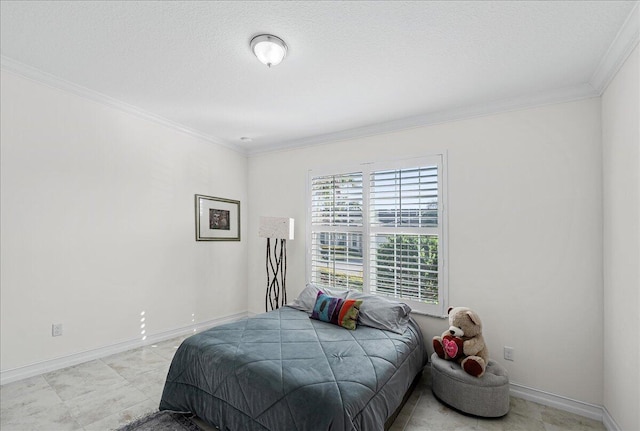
{"left": 430, "top": 353, "right": 510, "bottom": 417}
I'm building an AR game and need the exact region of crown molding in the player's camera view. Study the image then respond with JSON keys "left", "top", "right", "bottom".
{"left": 246, "top": 3, "right": 639, "bottom": 156}
{"left": 3, "top": 0, "right": 637, "bottom": 160}
{"left": 590, "top": 2, "right": 640, "bottom": 94}
{"left": 0, "top": 56, "right": 247, "bottom": 155}
{"left": 247, "top": 82, "right": 599, "bottom": 156}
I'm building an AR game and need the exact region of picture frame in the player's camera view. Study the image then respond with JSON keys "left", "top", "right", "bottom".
{"left": 195, "top": 194, "right": 241, "bottom": 241}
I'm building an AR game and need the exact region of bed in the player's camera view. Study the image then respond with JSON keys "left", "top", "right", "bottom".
{"left": 159, "top": 287, "right": 426, "bottom": 431}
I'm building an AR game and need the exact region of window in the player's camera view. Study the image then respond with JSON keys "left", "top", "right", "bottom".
{"left": 307, "top": 155, "right": 447, "bottom": 316}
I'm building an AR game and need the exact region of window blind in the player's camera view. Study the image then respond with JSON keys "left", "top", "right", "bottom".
{"left": 369, "top": 166, "right": 439, "bottom": 303}
{"left": 310, "top": 173, "right": 364, "bottom": 290}
{"left": 308, "top": 156, "right": 447, "bottom": 316}
{"left": 310, "top": 172, "right": 363, "bottom": 227}
{"left": 370, "top": 166, "right": 438, "bottom": 228}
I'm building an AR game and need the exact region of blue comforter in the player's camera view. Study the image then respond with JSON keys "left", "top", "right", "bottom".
{"left": 159, "top": 306, "right": 426, "bottom": 431}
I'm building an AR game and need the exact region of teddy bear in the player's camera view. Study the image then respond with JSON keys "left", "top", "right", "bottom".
{"left": 433, "top": 306, "right": 489, "bottom": 377}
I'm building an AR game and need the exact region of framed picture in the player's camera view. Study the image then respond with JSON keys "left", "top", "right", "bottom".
{"left": 195, "top": 194, "right": 241, "bottom": 241}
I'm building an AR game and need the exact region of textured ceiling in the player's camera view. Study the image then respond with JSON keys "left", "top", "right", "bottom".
{"left": 1, "top": 1, "right": 638, "bottom": 154}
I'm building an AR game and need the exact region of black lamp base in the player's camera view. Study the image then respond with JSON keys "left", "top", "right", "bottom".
{"left": 265, "top": 238, "right": 287, "bottom": 311}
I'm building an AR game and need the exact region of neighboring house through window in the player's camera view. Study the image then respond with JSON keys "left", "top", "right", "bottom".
{"left": 307, "top": 155, "right": 448, "bottom": 316}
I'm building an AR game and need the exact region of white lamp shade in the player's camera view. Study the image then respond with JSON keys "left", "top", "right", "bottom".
{"left": 251, "top": 34, "right": 287, "bottom": 67}
{"left": 258, "top": 217, "right": 294, "bottom": 240}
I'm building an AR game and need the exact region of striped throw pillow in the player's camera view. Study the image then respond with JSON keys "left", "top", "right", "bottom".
{"left": 310, "top": 291, "right": 363, "bottom": 330}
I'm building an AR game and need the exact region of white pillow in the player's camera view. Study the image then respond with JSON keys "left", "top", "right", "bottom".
{"left": 345, "top": 291, "right": 411, "bottom": 334}
{"left": 290, "top": 285, "right": 411, "bottom": 334}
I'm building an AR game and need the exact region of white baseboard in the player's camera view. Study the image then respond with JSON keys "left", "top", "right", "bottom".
{"left": 508, "top": 384, "right": 626, "bottom": 431}
{"left": 601, "top": 407, "right": 622, "bottom": 431}
{"left": 0, "top": 311, "right": 247, "bottom": 386}
{"left": 510, "top": 382, "right": 605, "bottom": 423}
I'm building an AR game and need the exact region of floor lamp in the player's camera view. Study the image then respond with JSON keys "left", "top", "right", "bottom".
{"left": 258, "top": 217, "right": 294, "bottom": 311}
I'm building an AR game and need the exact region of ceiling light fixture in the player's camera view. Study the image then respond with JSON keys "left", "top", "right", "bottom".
{"left": 250, "top": 34, "right": 287, "bottom": 68}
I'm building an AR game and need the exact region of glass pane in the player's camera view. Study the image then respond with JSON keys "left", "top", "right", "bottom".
{"left": 370, "top": 166, "right": 438, "bottom": 228}
{"left": 370, "top": 234, "right": 438, "bottom": 303}
{"left": 311, "top": 172, "right": 363, "bottom": 227}
{"left": 310, "top": 232, "right": 363, "bottom": 291}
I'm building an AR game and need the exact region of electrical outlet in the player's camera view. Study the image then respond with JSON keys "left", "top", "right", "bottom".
{"left": 52, "top": 323, "right": 63, "bottom": 337}
{"left": 504, "top": 346, "right": 514, "bottom": 361}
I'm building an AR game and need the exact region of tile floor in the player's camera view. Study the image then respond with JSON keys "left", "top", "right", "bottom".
{"left": 1, "top": 336, "right": 606, "bottom": 431}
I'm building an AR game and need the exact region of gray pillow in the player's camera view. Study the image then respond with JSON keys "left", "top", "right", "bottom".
{"left": 288, "top": 284, "right": 348, "bottom": 313}
{"left": 345, "top": 291, "right": 411, "bottom": 334}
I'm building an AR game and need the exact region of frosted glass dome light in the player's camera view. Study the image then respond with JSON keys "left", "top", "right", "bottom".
{"left": 250, "top": 34, "right": 287, "bottom": 68}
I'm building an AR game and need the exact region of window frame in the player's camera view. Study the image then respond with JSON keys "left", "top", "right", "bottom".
{"left": 306, "top": 154, "right": 448, "bottom": 317}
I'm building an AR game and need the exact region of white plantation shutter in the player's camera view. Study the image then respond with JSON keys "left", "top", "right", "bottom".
{"left": 370, "top": 231, "right": 439, "bottom": 301}
{"left": 310, "top": 232, "right": 364, "bottom": 290}
{"left": 310, "top": 172, "right": 363, "bottom": 227}
{"left": 369, "top": 166, "right": 440, "bottom": 304}
{"left": 308, "top": 156, "right": 447, "bottom": 316}
{"left": 310, "top": 173, "right": 364, "bottom": 290}
{"left": 369, "top": 167, "right": 438, "bottom": 228}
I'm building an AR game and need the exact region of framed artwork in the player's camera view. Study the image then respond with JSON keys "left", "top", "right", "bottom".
{"left": 195, "top": 194, "right": 241, "bottom": 241}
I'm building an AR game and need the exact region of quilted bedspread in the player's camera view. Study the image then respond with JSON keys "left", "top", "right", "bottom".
{"left": 159, "top": 306, "right": 426, "bottom": 431}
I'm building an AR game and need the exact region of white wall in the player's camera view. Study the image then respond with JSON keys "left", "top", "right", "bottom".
{"left": 248, "top": 98, "right": 604, "bottom": 405}
{"left": 602, "top": 44, "right": 639, "bottom": 431}
{"left": 0, "top": 70, "right": 248, "bottom": 372}
{"left": 2, "top": 60, "right": 623, "bottom": 414}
